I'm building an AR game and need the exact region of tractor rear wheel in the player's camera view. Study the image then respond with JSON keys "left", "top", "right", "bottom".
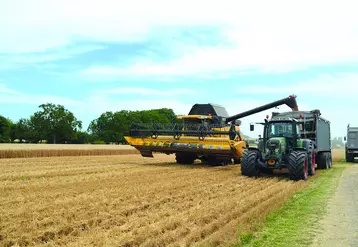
{"left": 288, "top": 151, "right": 308, "bottom": 180}
{"left": 241, "top": 150, "right": 260, "bottom": 177}
{"left": 175, "top": 153, "right": 196, "bottom": 164}
{"left": 308, "top": 151, "right": 316, "bottom": 176}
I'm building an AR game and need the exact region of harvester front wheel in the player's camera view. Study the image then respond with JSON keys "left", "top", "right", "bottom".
{"left": 175, "top": 153, "right": 196, "bottom": 164}
{"left": 288, "top": 151, "right": 308, "bottom": 180}
{"left": 241, "top": 150, "right": 260, "bottom": 177}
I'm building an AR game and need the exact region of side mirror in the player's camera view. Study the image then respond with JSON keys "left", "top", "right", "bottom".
{"left": 344, "top": 136, "right": 347, "bottom": 141}
{"left": 250, "top": 124, "right": 254, "bottom": 131}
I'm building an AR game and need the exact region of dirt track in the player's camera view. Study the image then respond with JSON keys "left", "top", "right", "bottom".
{"left": 0, "top": 154, "right": 306, "bottom": 247}
{"left": 311, "top": 164, "right": 358, "bottom": 247}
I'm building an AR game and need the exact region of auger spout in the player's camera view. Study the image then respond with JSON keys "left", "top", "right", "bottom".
{"left": 225, "top": 95, "right": 298, "bottom": 123}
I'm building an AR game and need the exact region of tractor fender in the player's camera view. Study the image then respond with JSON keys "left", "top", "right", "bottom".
{"left": 292, "top": 147, "right": 307, "bottom": 152}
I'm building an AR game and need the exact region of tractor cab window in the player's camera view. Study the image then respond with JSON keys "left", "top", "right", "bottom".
{"left": 267, "top": 122, "right": 294, "bottom": 138}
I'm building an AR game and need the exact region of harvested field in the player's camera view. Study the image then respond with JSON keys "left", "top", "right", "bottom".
{"left": 0, "top": 144, "right": 138, "bottom": 159}
{"left": 332, "top": 148, "right": 345, "bottom": 162}
{"left": 0, "top": 154, "right": 307, "bottom": 247}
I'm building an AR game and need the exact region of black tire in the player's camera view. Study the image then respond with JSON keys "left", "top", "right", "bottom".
{"left": 308, "top": 151, "right": 316, "bottom": 176}
{"left": 346, "top": 152, "right": 354, "bottom": 163}
{"left": 288, "top": 151, "right": 308, "bottom": 181}
{"left": 328, "top": 152, "right": 333, "bottom": 168}
{"left": 233, "top": 158, "right": 241, "bottom": 164}
{"left": 241, "top": 150, "right": 260, "bottom": 177}
{"left": 175, "top": 153, "right": 196, "bottom": 164}
{"left": 199, "top": 156, "right": 209, "bottom": 164}
{"left": 317, "top": 152, "right": 329, "bottom": 169}
{"left": 208, "top": 158, "right": 231, "bottom": 166}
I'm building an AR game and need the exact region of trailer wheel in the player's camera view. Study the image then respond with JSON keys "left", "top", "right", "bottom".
{"left": 328, "top": 152, "right": 333, "bottom": 168}
{"left": 241, "top": 150, "right": 260, "bottom": 177}
{"left": 175, "top": 153, "right": 196, "bottom": 164}
{"left": 288, "top": 151, "right": 308, "bottom": 180}
{"left": 308, "top": 151, "right": 316, "bottom": 176}
{"left": 317, "top": 152, "right": 330, "bottom": 169}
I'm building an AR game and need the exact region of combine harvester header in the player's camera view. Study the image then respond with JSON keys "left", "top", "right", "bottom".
{"left": 124, "top": 95, "right": 299, "bottom": 166}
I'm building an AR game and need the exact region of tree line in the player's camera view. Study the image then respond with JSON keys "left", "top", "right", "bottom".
{"left": 0, "top": 103, "right": 177, "bottom": 144}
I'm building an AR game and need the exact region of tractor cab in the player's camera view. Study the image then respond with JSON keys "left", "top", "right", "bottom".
{"left": 250, "top": 117, "right": 301, "bottom": 165}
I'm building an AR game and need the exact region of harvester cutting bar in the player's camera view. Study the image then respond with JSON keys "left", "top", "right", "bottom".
{"left": 129, "top": 123, "right": 237, "bottom": 140}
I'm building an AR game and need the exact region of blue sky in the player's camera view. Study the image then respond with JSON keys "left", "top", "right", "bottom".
{"left": 1, "top": 0, "right": 358, "bottom": 138}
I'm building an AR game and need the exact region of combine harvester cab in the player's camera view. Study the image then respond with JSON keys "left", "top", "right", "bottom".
{"left": 124, "top": 95, "right": 299, "bottom": 166}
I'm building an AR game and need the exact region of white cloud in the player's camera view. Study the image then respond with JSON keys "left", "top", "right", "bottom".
{"left": 236, "top": 73, "right": 358, "bottom": 95}
{"left": 0, "top": 83, "right": 81, "bottom": 106}
{"left": 0, "top": 0, "right": 235, "bottom": 53}
{"left": 96, "top": 87, "right": 194, "bottom": 96}
{"left": 0, "top": 45, "right": 105, "bottom": 70}
{"left": 0, "top": 83, "right": 20, "bottom": 95}
{"left": 2, "top": 0, "right": 358, "bottom": 76}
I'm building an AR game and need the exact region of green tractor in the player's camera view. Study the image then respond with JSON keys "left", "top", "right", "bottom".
{"left": 242, "top": 109, "right": 332, "bottom": 181}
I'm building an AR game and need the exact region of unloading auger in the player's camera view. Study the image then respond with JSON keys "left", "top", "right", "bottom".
{"left": 124, "top": 95, "right": 298, "bottom": 166}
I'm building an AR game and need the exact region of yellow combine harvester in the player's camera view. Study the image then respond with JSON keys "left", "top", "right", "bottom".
{"left": 124, "top": 95, "right": 299, "bottom": 166}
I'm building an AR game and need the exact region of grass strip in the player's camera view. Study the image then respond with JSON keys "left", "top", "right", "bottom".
{"left": 234, "top": 161, "right": 349, "bottom": 247}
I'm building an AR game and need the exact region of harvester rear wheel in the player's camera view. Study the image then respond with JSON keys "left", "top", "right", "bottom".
{"left": 207, "top": 157, "right": 231, "bottom": 166}
{"left": 175, "top": 153, "right": 196, "bottom": 164}
{"left": 233, "top": 158, "right": 241, "bottom": 164}
{"left": 288, "top": 151, "right": 308, "bottom": 180}
{"left": 241, "top": 150, "right": 260, "bottom": 177}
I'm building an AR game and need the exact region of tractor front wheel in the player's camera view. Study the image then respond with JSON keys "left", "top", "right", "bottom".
{"left": 288, "top": 151, "right": 308, "bottom": 180}
{"left": 241, "top": 150, "right": 260, "bottom": 177}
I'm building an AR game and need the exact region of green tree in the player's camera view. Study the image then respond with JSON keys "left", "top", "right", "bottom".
{"left": 31, "top": 103, "right": 82, "bottom": 144}
{"left": 0, "top": 115, "right": 12, "bottom": 143}
{"left": 88, "top": 108, "right": 177, "bottom": 144}
{"left": 12, "top": 118, "right": 31, "bottom": 143}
